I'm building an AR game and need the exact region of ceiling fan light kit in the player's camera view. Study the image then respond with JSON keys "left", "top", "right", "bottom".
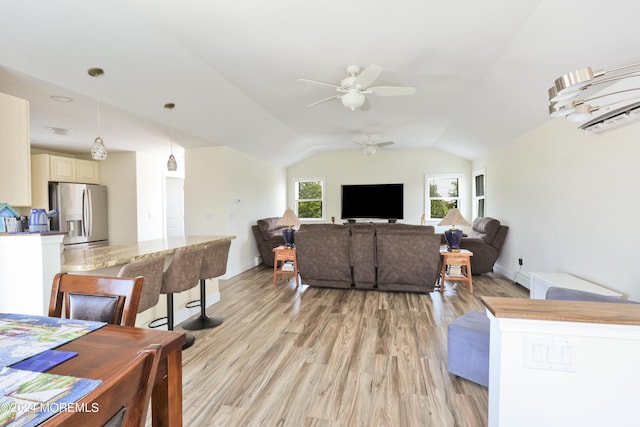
{"left": 548, "top": 62, "right": 640, "bottom": 133}
{"left": 353, "top": 135, "right": 395, "bottom": 156}
{"left": 299, "top": 64, "right": 416, "bottom": 111}
{"left": 341, "top": 90, "right": 365, "bottom": 110}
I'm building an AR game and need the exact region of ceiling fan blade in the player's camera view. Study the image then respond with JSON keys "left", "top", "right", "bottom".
{"left": 298, "top": 78, "right": 341, "bottom": 89}
{"left": 359, "top": 97, "right": 372, "bottom": 111}
{"left": 306, "top": 94, "right": 340, "bottom": 107}
{"left": 369, "top": 86, "right": 416, "bottom": 96}
{"left": 353, "top": 64, "right": 383, "bottom": 89}
{"left": 376, "top": 141, "right": 394, "bottom": 148}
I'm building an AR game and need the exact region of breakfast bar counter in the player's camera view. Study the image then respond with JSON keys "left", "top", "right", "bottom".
{"left": 62, "top": 235, "right": 235, "bottom": 272}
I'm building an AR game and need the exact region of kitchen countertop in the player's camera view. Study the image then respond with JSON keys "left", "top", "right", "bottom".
{"left": 0, "top": 231, "right": 66, "bottom": 236}
{"left": 481, "top": 296, "right": 640, "bottom": 326}
{"left": 61, "top": 235, "right": 235, "bottom": 272}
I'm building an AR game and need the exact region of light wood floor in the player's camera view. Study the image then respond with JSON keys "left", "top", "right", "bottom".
{"left": 175, "top": 266, "right": 528, "bottom": 427}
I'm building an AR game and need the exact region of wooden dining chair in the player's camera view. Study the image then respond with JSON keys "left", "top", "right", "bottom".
{"left": 49, "top": 344, "right": 161, "bottom": 427}
{"left": 49, "top": 273, "right": 144, "bottom": 327}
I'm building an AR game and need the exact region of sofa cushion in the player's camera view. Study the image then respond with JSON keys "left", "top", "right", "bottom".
{"left": 349, "top": 223, "right": 376, "bottom": 288}
{"left": 447, "top": 311, "right": 490, "bottom": 387}
{"left": 375, "top": 223, "right": 435, "bottom": 234}
{"left": 546, "top": 287, "right": 637, "bottom": 303}
{"left": 467, "top": 217, "right": 500, "bottom": 244}
{"left": 257, "top": 217, "right": 282, "bottom": 234}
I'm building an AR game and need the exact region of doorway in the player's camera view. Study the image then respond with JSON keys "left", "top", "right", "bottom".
{"left": 165, "top": 177, "right": 185, "bottom": 237}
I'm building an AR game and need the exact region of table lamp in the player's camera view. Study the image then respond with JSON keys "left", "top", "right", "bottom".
{"left": 438, "top": 208, "right": 471, "bottom": 252}
{"left": 276, "top": 208, "right": 302, "bottom": 248}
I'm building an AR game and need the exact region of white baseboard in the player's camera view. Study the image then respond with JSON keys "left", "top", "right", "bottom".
{"left": 493, "top": 263, "right": 531, "bottom": 289}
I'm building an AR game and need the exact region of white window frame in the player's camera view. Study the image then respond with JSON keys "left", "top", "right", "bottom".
{"left": 293, "top": 177, "right": 325, "bottom": 221}
{"left": 424, "top": 173, "right": 465, "bottom": 220}
{"left": 472, "top": 168, "right": 486, "bottom": 220}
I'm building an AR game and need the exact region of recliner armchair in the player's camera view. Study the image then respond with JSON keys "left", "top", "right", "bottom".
{"left": 458, "top": 217, "right": 508, "bottom": 274}
{"left": 251, "top": 217, "right": 287, "bottom": 267}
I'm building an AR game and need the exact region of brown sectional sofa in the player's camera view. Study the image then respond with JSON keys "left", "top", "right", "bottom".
{"left": 295, "top": 223, "right": 441, "bottom": 293}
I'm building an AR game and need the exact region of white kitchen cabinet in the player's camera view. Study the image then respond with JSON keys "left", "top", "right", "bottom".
{"left": 31, "top": 154, "right": 100, "bottom": 208}
{"left": 0, "top": 92, "right": 31, "bottom": 206}
{"left": 49, "top": 155, "right": 99, "bottom": 184}
{"left": 76, "top": 158, "right": 100, "bottom": 183}
{"left": 49, "top": 155, "right": 76, "bottom": 182}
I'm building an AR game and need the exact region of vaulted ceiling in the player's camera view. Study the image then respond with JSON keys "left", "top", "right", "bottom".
{"left": 1, "top": 1, "right": 639, "bottom": 166}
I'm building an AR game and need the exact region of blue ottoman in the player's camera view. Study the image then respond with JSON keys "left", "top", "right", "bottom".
{"left": 447, "top": 311, "right": 490, "bottom": 387}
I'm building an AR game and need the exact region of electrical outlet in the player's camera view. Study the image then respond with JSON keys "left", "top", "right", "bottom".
{"left": 518, "top": 257, "right": 523, "bottom": 266}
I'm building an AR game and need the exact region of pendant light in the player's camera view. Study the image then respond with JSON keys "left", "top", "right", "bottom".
{"left": 164, "top": 102, "right": 178, "bottom": 171}
{"left": 88, "top": 68, "right": 107, "bottom": 160}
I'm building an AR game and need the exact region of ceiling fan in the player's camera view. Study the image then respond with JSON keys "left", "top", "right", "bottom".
{"left": 299, "top": 64, "right": 416, "bottom": 111}
{"left": 353, "top": 135, "right": 395, "bottom": 156}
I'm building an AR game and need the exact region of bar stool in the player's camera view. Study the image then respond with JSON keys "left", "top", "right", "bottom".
{"left": 117, "top": 255, "right": 165, "bottom": 318}
{"left": 182, "top": 240, "right": 231, "bottom": 330}
{"left": 161, "top": 245, "right": 204, "bottom": 350}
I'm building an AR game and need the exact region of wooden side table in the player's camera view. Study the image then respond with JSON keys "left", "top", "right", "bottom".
{"left": 439, "top": 248, "right": 473, "bottom": 293}
{"left": 272, "top": 246, "right": 299, "bottom": 287}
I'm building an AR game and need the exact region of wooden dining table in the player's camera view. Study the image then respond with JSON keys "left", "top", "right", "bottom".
{"left": 43, "top": 324, "right": 186, "bottom": 427}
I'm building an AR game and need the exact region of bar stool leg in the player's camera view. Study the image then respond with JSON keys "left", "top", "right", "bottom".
{"left": 181, "top": 279, "right": 224, "bottom": 330}
{"left": 167, "top": 293, "right": 196, "bottom": 349}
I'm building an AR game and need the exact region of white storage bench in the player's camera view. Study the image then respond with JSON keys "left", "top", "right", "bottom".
{"left": 529, "top": 272, "right": 623, "bottom": 300}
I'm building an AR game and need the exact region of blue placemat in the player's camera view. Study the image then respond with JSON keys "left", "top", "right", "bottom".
{"left": 10, "top": 350, "right": 78, "bottom": 373}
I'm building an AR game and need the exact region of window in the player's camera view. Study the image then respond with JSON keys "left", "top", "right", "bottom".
{"left": 425, "top": 175, "right": 462, "bottom": 220}
{"left": 294, "top": 178, "right": 324, "bottom": 220}
{"left": 473, "top": 170, "right": 485, "bottom": 219}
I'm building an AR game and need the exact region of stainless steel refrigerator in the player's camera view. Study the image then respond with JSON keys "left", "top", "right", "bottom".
{"left": 49, "top": 182, "right": 108, "bottom": 247}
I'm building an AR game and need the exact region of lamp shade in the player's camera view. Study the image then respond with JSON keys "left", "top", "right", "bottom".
{"left": 437, "top": 208, "right": 471, "bottom": 228}
{"left": 276, "top": 208, "right": 301, "bottom": 228}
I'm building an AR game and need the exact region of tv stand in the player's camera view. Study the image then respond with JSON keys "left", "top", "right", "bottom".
{"left": 346, "top": 219, "right": 356, "bottom": 224}
{"left": 388, "top": 219, "right": 397, "bottom": 223}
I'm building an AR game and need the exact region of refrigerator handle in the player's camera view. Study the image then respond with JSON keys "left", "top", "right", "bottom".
{"left": 86, "top": 188, "right": 93, "bottom": 238}
{"left": 82, "top": 189, "right": 88, "bottom": 237}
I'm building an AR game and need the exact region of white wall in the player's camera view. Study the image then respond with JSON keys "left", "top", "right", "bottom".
{"left": 475, "top": 119, "right": 640, "bottom": 299}
{"left": 135, "top": 150, "right": 185, "bottom": 241}
{"left": 287, "top": 148, "right": 472, "bottom": 229}
{"left": 100, "top": 149, "right": 185, "bottom": 245}
{"left": 99, "top": 152, "right": 138, "bottom": 245}
{"left": 184, "top": 146, "right": 286, "bottom": 275}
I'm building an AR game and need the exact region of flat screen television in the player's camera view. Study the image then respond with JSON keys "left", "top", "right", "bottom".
{"left": 341, "top": 183, "right": 404, "bottom": 220}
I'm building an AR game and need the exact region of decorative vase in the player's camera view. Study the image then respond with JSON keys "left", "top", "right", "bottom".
{"left": 282, "top": 228, "right": 295, "bottom": 247}
{"left": 444, "top": 228, "right": 463, "bottom": 252}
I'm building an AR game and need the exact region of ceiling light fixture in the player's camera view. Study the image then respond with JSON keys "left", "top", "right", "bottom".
{"left": 164, "top": 102, "right": 177, "bottom": 172}
{"left": 46, "top": 127, "right": 74, "bottom": 135}
{"left": 341, "top": 90, "right": 365, "bottom": 111}
{"left": 548, "top": 62, "right": 640, "bottom": 126}
{"left": 49, "top": 95, "right": 74, "bottom": 103}
{"left": 88, "top": 67, "right": 107, "bottom": 160}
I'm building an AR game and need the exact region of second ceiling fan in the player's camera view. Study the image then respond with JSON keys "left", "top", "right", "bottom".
{"left": 353, "top": 135, "right": 395, "bottom": 156}
{"left": 299, "top": 64, "right": 416, "bottom": 111}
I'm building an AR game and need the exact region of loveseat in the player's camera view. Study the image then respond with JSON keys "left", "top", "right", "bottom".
{"left": 251, "top": 217, "right": 286, "bottom": 267}
{"left": 295, "top": 223, "right": 441, "bottom": 293}
{"left": 458, "top": 217, "right": 508, "bottom": 274}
